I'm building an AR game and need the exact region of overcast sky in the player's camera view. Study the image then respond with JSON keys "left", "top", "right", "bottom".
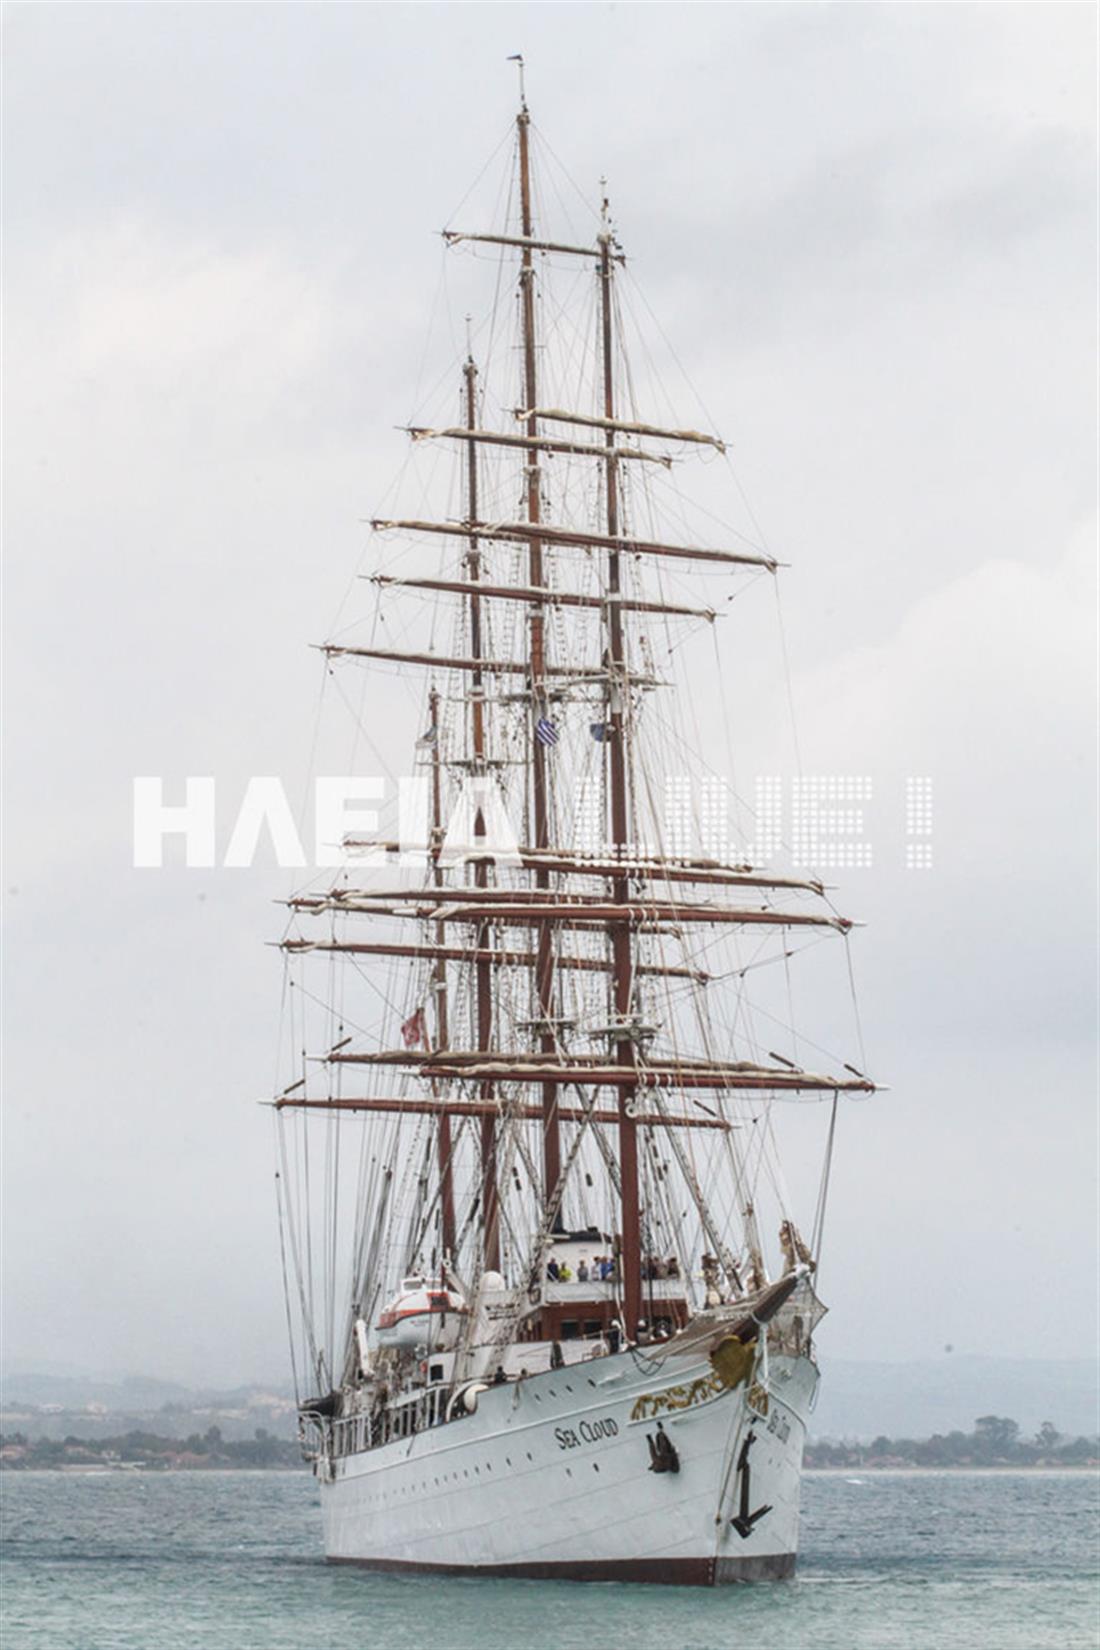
{"left": 3, "top": 3, "right": 1096, "bottom": 1387}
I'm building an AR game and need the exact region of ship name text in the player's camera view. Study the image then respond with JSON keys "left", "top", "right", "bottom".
{"left": 555, "top": 1417, "right": 619, "bottom": 1451}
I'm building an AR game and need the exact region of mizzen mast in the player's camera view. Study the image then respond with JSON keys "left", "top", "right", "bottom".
{"left": 427, "top": 684, "right": 457, "bottom": 1261}
{"left": 461, "top": 349, "right": 501, "bottom": 1275}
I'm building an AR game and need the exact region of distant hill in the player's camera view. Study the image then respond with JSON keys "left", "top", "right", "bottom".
{"left": 0, "top": 1370, "right": 196, "bottom": 1409}
{"left": 809, "top": 1355, "right": 1099, "bottom": 1442}
{"left": 1, "top": 1368, "right": 295, "bottom": 1407}
{"left": 0, "top": 1369, "right": 298, "bottom": 1442}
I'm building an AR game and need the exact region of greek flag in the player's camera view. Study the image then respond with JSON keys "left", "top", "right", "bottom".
{"left": 535, "top": 717, "right": 559, "bottom": 747}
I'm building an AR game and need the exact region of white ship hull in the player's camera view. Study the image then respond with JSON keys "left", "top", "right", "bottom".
{"left": 316, "top": 1347, "right": 818, "bottom": 1585}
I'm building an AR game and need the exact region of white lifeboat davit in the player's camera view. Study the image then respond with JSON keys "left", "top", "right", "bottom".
{"left": 375, "top": 1276, "right": 467, "bottom": 1350}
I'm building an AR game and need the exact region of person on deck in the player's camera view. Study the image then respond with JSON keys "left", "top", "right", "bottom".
{"left": 577, "top": 1259, "right": 589, "bottom": 1282}
{"left": 547, "top": 1258, "right": 561, "bottom": 1280}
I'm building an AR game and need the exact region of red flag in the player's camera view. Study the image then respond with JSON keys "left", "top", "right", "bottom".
{"left": 401, "top": 1007, "right": 427, "bottom": 1050}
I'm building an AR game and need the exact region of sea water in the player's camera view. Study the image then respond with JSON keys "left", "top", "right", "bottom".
{"left": 1, "top": 1468, "right": 1097, "bottom": 1649}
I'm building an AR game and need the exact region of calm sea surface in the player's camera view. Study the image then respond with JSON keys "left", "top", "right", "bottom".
{"left": 2, "top": 1469, "right": 1097, "bottom": 1649}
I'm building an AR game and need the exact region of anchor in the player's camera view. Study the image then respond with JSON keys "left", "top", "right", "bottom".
{"left": 730, "top": 1429, "right": 772, "bottom": 1538}
{"left": 646, "top": 1420, "right": 681, "bottom": 1475}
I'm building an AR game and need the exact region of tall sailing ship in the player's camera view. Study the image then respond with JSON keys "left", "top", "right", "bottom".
{"left": 273, "top": 80, "right": 876, "bottom": 1585}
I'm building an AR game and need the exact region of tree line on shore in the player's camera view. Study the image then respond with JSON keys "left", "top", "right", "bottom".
{"left": 805, "top": 1415, "right": 1098, "bottom": 1468}
{"left": 2, "top": 1414, "right": 1096, "bottom": 1471}
{"left": 0, "top": 1424, "right": 301, "bottom": 1470}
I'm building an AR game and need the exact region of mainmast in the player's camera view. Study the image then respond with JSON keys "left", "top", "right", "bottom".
{"left": 597, "top": 200, "right": 643, "bottom": 1335}
{"left": 516, "top": 98, "right": 562, "bottom": 1226}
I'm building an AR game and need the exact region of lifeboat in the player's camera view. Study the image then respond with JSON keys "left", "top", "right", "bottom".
{"left": 375, "top": 1276, "right": 467, "bottom": 1350}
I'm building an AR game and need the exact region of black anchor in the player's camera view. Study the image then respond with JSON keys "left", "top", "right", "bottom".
{"left": 731, "top": 1429, "right": 772, "bottom": 1538}
{"left": 646, "top": 1421, "right": 681, "bottom": 1475}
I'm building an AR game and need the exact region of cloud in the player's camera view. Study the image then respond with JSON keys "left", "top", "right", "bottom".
{"left": 793, "top": 518, "right": 1096, "bottom": 786}
{"left": 779, "top": 519, "right": 1097, "bottom": 1041}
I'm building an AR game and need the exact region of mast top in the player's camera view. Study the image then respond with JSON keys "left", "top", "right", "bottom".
{"left": 507, "top": 53, "right": 527, "bottom": 113}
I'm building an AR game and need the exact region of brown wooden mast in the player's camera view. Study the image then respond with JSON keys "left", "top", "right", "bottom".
{"left": 517, "top": 97, "right": 562, "bottom": 1230}
{"left": 598, "top": 204, "right": 644, "bottom": 1335}
{"left": 427, "top": 685, "right": 457, "bottom": 1259}
{"left": 462, "top": 351, "right": 501, "bottom": 1276}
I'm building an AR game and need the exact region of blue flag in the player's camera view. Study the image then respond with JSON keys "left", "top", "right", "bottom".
{"left": 535, "top": 717, "right": 559, "bottom": 748}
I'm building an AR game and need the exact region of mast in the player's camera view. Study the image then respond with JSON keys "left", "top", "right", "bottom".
{"left": 463, "top": 351, "right": 501, "bottom": 1275}
{"left": 428, "top": 685, "right": 456, "bottom": 1259}
{"left": 516, "top": 96, "right": 562, "bottom": 1227}
{"left": 597, "top": 202, "right": 643, "bottom": 1334}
